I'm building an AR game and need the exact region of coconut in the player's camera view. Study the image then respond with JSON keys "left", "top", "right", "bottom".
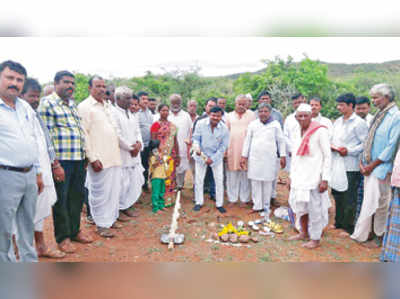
{"left": 239, "top": 235, "right": 250, "bottom": 243}
{"left": 229, "top": 234, "right": 239, "bottom": 243}
{"left": 220, "top": 234, "right": 229, "bottom": 242}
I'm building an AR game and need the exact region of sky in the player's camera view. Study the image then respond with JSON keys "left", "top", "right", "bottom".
{"left": 1, "top": 0, "right": 400, "bottom": 83}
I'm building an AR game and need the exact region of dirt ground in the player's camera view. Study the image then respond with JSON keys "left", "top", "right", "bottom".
{"left": 41, "top": 172, "right": 381, "bottom": 262}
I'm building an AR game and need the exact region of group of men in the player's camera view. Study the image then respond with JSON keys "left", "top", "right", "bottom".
{"left": 1, "top": 57, "right": 399, "bottom": 262}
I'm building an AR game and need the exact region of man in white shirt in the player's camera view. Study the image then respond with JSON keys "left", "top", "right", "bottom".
{"left": 288, "top": 104, "right": 331, "bottom": 249}
{"left": 78, "top": 76, "right": 122, "bottom": 238}
{"left": 355, "top": 96, "right": 374, "bottom": 127}
{"left": 310, "top": 97, "right": 333, "bottom": 138}
{"left": 331, "top": 93, "right": 368, "bottom": 235}
{"left": 113, "top": 86, "right": 144, "bottom": 220}
{"left": 241, "top": 103, "right": 286, "bottom": 217}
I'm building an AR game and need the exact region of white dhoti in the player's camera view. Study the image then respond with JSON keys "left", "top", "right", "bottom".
{"left": 226, "top": 170, "right": 250, "bottom": 203}
{"left": 289, "top": 188, "right": 330, "bottom": 240}
{"left": 119, "top": 164, "right": 145, "bottom": 210}
{"left": 87, "top": 166, "right": 122, "bottom": 228}
{"left": 195, "top": 161, "right": 224, "bottom": 208}
{"left": 251, "top": 180, "right": 273, "bottom": 216}
{"left": 351, "top": 174, "right": 391, "bottom": 242}
{"left": 34, "top": 185, "right": 57, "bottom": 231}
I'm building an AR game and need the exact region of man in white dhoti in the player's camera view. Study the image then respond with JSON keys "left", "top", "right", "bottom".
{"left": 112, "top": 86, "right": 144, "bottom": 221}
{"left": 168, "top": 94, "right": 191, "bottom": 190}
{"left": 21, "top": 78, "right": 67, "bottom": 258}
{"left": 352, "top": 84, "right": 400, "bottom": 247}
{"left": 288, "top": 104, "right": 331, "bottom": 249}
{"left": 78, "top": 76, "right": 122, "bottom": 238}
{"left": 226, "top": 95, "right": 256, "bottom": 207}
{"left": 241, "top": 103, "right": 286, "bottom": 218}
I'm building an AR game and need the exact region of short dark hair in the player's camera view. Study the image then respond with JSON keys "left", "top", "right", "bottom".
{"left": 137, "top": 91, "right": 149, "bottom": 98}
{"left": 291, "top": 93, "right": 303, "bottom": 100}
{"left": 158, "top": 103, "right": 169, "bottom": 112}
{"left": 210, "top": 106, "right": 223, "bottom": 114}
{"left": 310, "top": 97, "right": 322, "bottom": 106}
{"left": 132, "top": 94, "right": 139, "bottom": 101}
{"left": 54, "top": 71, "right": 74, "bottom": 84}
{"left": 0, "top": 60, "right": 27, "bottom": 77}
{"left": 22, "top": 78, "right": 42, "bottom": 95}
{"left": 88, "top": 75, "right": 104, "bottom": 87}
{"left": 355, "top": 96, "right": 370, "bottom": 106}
{"left": 258, "top": 90, "right": 271, "bottom": 100}
{"left": 149, "top": 98, "right": 157, "bottom": 102}
{"left": 336, "top": 93, "right": 356, "bottom": 108}
{"left": 206, "top": 97, "right": 218, "bottom": 105}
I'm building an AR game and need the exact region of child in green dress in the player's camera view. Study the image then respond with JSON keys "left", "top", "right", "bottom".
{"left": 149, "top": 139, "right": 167, "bottom": 213}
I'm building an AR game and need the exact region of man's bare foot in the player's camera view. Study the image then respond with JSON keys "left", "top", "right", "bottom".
{"left": 287, "top": 233, "right": 308, "bottom": 241}
{"left": 58, "top": 239, "right": 76, "bottom": 253}
{"left": 37, "top": 246, "right": 66, "bottom": 258}
{"left": 302, "top": 240, "right": 320, "bottom": 249}
{"left": 248, "top": 209, "right": 263, "bottom": 215}
{"left": 361, "top": 239, "right": 382, "bottom": 249}
{"left": 338, "top": 231, "right": 350, "bottom": 238}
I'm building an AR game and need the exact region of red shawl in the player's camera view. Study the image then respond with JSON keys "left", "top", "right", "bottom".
{"left": 296, "top": 121, "right": 327, "bottom": 156}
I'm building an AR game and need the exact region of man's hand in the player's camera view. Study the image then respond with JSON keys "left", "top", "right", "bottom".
{"left": 318, "top": 180, "right": 328, "bottom": 193}
{"left": 37, "top": 174, "right": 44, "bottom": 195}
{"left": 91, "top": 160, "right": 103, "bottom": 172}
{"left": 206, "top": 158, "right": 213, "bottom": 165}
{"left": 280, "top": 157, "right": 286, "bottom": 169}
{"left": 52, "top": 164, "right": 65, "bottom": 182}
{"left": 338, "top": 147, "right": 348, "bottom": 157}
{"left": 361, "top": 162, "right": 374, "bottom": 176}
{"left": 240, "top": 157, "right": 248, "bottom": 170}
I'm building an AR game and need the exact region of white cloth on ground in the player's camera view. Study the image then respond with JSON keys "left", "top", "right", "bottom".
{"left": 86, "top": 166, "right": 122, "bottom": 228}
{"left": 195, "top": 161, "right": 224, "bottom": 207}
{"left": 226, "top": 170, "right": 250, "bottom": 203}
{"left": 351, "top": 174, "right": 391, "bottom": 242}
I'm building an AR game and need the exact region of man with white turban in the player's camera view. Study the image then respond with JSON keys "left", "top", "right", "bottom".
{"left": 288, "top": 103, "right": 331, "bottom": 249}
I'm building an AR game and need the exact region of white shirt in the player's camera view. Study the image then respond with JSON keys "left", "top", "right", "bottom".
{"left": 78, "top": 96, "right": 122, "bottom": 169}
{"left": 313, "top": 113, "right": 333, "bottom": 139}
{"left": 112, "top": 106, "right": 143, "bottom": 167}
{"left": 242, "top": 119, "right": 286, "bottom": 181}
{"left": 366, "top": 113, "right": 374, "bottom": 127}
{"left": 283, "top": 112, "right": 299, "bottom": 153}
{"left": 331, "top": 113, "right": 369, "bottom": 172}
{"left": 290, "top": 127, "right": 331, "bottom": 190}
{"left": 166, "top": 110, "right": 192, "bottom": 173}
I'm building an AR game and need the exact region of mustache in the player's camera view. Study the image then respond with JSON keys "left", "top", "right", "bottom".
{"left": 8, "top": 85, "right": 19, "bottom": 91}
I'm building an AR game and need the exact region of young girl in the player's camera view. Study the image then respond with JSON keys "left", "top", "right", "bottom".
{"left": 149, "top": 139, "right": 168, "bottom": 213}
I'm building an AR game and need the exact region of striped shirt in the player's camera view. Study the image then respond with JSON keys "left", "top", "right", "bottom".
{"left": 38, "top": 92, "right": 85, "bottom": 161}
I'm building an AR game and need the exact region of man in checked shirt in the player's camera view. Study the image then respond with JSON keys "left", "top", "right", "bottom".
{"left": 39, "top": 71, "right": 93, "bottom": 254}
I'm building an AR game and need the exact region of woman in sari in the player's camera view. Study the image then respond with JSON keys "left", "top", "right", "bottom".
{"left": 150, "top": 104, "right": 180, "bottom": 206}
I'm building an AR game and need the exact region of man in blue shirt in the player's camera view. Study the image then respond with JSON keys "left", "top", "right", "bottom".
{"left": 192, "top": 106, "right": 230, "bottom": 214}
{"left": 352, "top": 83, "right": 400, "bottom": 246}
{"left": 0, "top": 60, "right": 43, "bottom": 262}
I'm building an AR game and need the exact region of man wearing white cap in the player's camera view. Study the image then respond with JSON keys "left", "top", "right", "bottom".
{"left": 287, "top": 103, "right": 331, "bottom": 249}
